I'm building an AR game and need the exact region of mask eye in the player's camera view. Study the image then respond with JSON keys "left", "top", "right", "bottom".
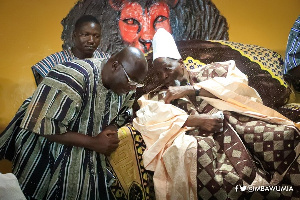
{"left": 153, "top": 15, "right": 169, "bottom": 28}
{"left": 154, "top": 15, "right": 168, "bottom": 23}
{"left": 123, "top": 18, "right": 139, "bottom": 25}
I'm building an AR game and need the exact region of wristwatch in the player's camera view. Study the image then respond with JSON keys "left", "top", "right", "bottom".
{"left": 193, "top": 85, "right": 201, "bottom": 96}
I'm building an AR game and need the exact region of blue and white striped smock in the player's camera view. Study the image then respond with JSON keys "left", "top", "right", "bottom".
{"left": 31, "top": 49, "right": 109, "bottom": 85}
{"left": 0, "top": 58, "right": 135, "bottom": 200}
{"left": 284, "top": 16, "right": 300, "bottom": 74}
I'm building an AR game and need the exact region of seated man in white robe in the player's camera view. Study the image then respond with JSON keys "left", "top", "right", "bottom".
{"left": 133, "top": 28, "right": 300, "bottom": 200}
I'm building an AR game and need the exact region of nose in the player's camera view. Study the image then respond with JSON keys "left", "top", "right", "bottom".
{"left": 87, "top": 35, "right": 95, "bottom": 44}
{"left": 139, "top": 17, "right": 155, "bottom": 52}
{"left": 129, "top": 84, "right": 137, "bottom": 91}
{"left": 123, "top": 85, "right": 136, "bottom": 94}
{"left": 139, "top": 38, "right": 152, "bottom": 52}
{"left": 164, "top": 73, "right": 169, "bottom": 79}
{"left": 159, "top": 71, "right": 169, "bottom": 80}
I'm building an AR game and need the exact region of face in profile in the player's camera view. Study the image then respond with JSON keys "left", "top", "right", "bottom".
{"left": 109, "top": 60, "right": 137, "bottom": 95}
{"left": 141, "top": 57, "right": 183, "bottom": 93}
{"left": 111, "top": 0, "right": 172, "bottom": 53}
{"left": 107, "top": 47, "right": 148, "bottom": 95}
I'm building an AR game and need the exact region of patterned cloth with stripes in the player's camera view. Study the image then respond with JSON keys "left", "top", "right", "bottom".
{"left": 284, "top": 15, "right": 300, "bottom": 74}
{"left": 0, "top": 58, "right": 135, "bottom": 200}
{"left": 31, "top": 49, "right": 109, "bottom": 85}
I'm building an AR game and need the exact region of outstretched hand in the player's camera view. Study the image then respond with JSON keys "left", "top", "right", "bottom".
{"left": 164, "top": 86, "right": 194, "bottom": 104}
{"left": 185, "top": 114, "right": 223, "bottom": 132}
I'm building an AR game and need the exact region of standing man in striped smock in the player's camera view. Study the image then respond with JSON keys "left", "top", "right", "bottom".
{"left": 32, "top": 14, "right": 109, "bottom": 86}
{"left": 19, "top": 14, "right": 108, "bottom": 126}
{"left": 0, "top": 47, "right": 148, "bottom": 199}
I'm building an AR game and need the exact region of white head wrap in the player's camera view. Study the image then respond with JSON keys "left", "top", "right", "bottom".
{"left": 152, "top": 28, "right": 181, "bottom": 61}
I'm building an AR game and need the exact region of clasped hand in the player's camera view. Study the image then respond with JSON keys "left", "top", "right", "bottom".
{"left": 93, "top": 125, "right": 120, "bottom": 156}
{"left": 163, "top": 86, "right": 194, "bottom": 104}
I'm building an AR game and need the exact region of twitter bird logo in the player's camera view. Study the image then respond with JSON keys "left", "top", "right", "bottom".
{"left": 235, "top": 185, "right": 247, "bottom": 192}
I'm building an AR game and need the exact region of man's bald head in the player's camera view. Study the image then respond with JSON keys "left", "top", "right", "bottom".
{"left": 114, "top": 47, "right": 148, "bottom": 83}
{"left": 102, "top": 47, "right": 148, "bottom": 95}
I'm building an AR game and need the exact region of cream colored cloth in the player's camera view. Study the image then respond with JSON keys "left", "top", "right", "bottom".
{"left": 0, "top": 173, "right": 26, "bottom": 200}
{"left": 192, "top": 60, "right": 297, "bottom": 126}
{"left": 133, "top": 98, "right": 197, "bottom": 200}
{"left": 133, "top": 60, "right": 299, "bottom": 200}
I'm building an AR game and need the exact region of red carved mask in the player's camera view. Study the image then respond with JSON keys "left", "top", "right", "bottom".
{"left": 118, "top": 1, "right": 171, "bottom": 53}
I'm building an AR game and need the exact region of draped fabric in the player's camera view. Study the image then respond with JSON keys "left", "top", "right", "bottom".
{"left": 0, "top": 59, "right": 135, "bottom": 200}
{"left": 133, "top": 99, "right": 197, "bottom": 200}
{"left": 188, "top": 60, "right": 296, "bottom": 126}
{"left": 129, "top": 60, "right": 300, "bottom": 199}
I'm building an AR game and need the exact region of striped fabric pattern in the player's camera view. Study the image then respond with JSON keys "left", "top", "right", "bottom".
{"left": 32, "top": 49, "right": 110, "bottom": 77}
{"left": 1, "top": 59, "right": 135, "bottom": 200}
{"left": 284, "top": 16, "right": 300, "bottom": 74}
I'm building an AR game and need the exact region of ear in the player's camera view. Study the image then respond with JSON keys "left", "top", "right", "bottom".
{"left": 178, "top": 59, "right": 184, "bottom": 65}
{"left": 109, "top": 0, "right": 126, "bottom": 11}
{"left": 71, "top": 31, "right": 76, "bottom": 46}
{"left": 112, "top": 61, "right": 119, "bottom": 71}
